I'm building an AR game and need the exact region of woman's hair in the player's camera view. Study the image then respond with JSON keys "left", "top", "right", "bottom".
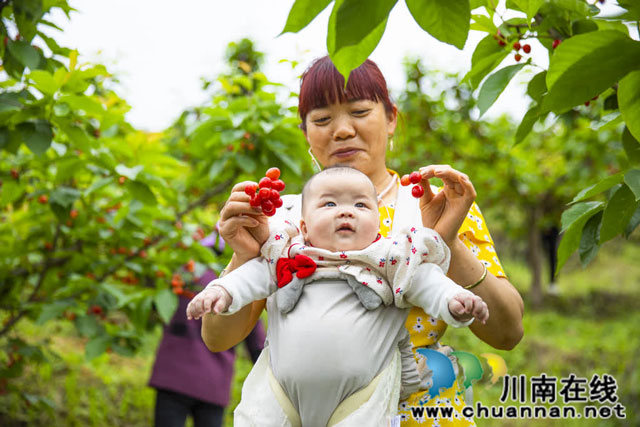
{"left": 298, "top": 56, "right": 393, "bottom": 131}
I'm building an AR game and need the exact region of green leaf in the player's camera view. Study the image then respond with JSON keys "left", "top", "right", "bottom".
{"left": 154, "top": 289, "right": 178, "bottom": 324}
{"left": 560, "top": 201, "right": 603, "bottom": 233}
{"left": 624, "top": 169, "right": 640, "bottom": 201}
{"left": 515, "top": 104, "right": 539, "bottom": 145}
{"left": 600, "top": 184, "right": 638, "bottom": 243}
{"left": 115, "top": 164, "right": 144, "bottom": 180}
{"left": 7, "top": 40, "right": 41, "bottom": 69}
{"left": 84, "top": 177, "right": 114, "bottom": 197}
{"left": 618, "top": 70, "right": 640, "bottom": 142}
{"left": 406, "top": 0, "right": 470, "bottom": 49}
{"left": 0, "top": 127, "right": 8, "bottom": 149}
{"left": 55, "top": 157, "right": 85, "bottom": 182}
{"left": 14, "top": 0, "right": 44, "bottom": 42}
{"left": 328, "top": 0, "right": 388, "bottom": 81}
{"left": 75, "top": 315, "right": 102, "bottom": 338}
{"left": 570, "top": 172, "right": 624, "bottom": 204}
{"left": 527, "top": 71, "right": 547, "bottom": 103}
{"left": 507, "top": 0, "right": 544, "bottom": 22}
{"left": 126, "top": 180, "right": 157, "bottom": 206}
{"left": 477, "top": 63, "right": 525, "bottom": 117}
{"left": 557, "top": 201, "right": 603, "bottom": 273}
{"left": 208, "top": 157, "right": 229, "bottom": 180}
{"left": 334, "top": 0, "right": 397, "bottom": 50}
{"left": 578, "top": 210, "right": 602, "bottom": 267}
{"left": 622, "top": 127, "right": 640, "bottom": 165}
{"left": 543, "top": 31, "right": 640, "bottom": 113}
{"left": 50, "top": 186, "right": 82, "bottom": 208}
{"left": 235, "top": 153, "right": 257, "bottom": 174}
{"left": 571, "top": 18, "right": 598, "bottom": 35}
{"left": 470, "top": 14, "right": 497, "bottom": 33}
{"left": 18, "top": 120, "right": 53, "bottom": 155}
{"left": 28, "top": 70, "right": 59, "bottom": 96}
{"left": 625, "top": 203, "right": 640, "bottom": 237}
{"left": 131, "top": 297, "right": 153, "bottom": 331}
{"left": 463, "top": 35, "right": 508, "bottom": 89}
{"left": 281, "top": 0, "right": 333, "bottom": 34}
{"left": 85, "top": 335, "right": 110, "bottom": 360}
{"left": 59, "top": 95, "right": 105, "bottom": 116}
{"left": 0, "top": 181, "right": 24, "bottom": 207}
{"left": 36, "top": 301, "right": 72, "bottom": 324}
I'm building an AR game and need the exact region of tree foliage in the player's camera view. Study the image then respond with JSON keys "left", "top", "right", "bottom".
{"left": 0, "top": 0, "right": 309, "bottom": 402}
{"left": 282, "top": 0, "right": 640, "bottom": 270}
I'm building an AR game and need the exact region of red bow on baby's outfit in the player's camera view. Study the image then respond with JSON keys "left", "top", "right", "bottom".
{"left": 276, "top": 255, "right": 317, "bottom": 288}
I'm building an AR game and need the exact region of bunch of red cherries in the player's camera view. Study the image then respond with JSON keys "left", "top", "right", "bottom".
{"left": 245, "top": 167, "right": 285, "bottom": 216}
{"left": 400, "top": 171, "right": 425, "bottom": 198}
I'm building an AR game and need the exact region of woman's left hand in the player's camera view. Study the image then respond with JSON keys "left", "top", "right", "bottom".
{"left": 417, "top": 165, "right": 476, "bottom": 246}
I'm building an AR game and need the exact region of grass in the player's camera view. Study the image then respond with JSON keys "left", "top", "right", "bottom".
{"left": 1, "top": 239, "right": 638, "bottom": 426}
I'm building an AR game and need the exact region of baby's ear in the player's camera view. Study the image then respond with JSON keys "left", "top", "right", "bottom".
{"left": 300, "top": 219, "right": 308, "bottom": 240}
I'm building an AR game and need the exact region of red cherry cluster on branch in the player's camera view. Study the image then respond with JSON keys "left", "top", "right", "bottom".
{"left": 400, "top": 171, "right": 425, "bottom": 198}
{"left": 245, "top": 167, "right": 285, "bottom": 217}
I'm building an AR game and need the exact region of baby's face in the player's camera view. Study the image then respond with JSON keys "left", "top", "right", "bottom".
{"left": 300, "top": 173, "right": 379, "bottom": 252}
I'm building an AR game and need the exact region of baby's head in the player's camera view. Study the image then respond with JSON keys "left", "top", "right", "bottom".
{"left": 300, "top": 166, "right": 380, "bottom": 252}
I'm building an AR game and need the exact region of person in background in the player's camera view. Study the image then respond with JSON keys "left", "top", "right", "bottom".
{"left": 149, "top": 231, "right": 265, "bottom": 427}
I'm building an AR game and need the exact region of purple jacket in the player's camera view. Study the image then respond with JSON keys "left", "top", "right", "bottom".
{"left": 148, "top": 270, "right": 266, "bottom": 406}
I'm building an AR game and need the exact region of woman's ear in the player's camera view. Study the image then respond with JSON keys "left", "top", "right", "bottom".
{"left": 388, "top": 104, "right": 398, "bottom": 136}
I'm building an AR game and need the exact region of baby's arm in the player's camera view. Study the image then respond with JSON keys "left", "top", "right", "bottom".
{"left": 186, "top": 257, "right": 273, "bottom": 320}
{"left": 404, "top": 263, "right": 488, "bottom": 327}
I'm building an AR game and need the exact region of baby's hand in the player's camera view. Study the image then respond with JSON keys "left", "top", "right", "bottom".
{"left": 448, "top": 292, "right": 489, "bottom": 324}
{"left": 186, "top": 285, "right": 232, "bottom": 320}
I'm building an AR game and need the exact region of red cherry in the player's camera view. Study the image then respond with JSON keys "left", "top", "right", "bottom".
{"left": 258, "top": 187, "right": 271, "bottom": 200}
{"left": 249, "top": 196, "right": 261, "bottom": 207}
{"left": 70, "top": 209, "right": 78, "bottom": 219}
{"left": 400, "top": 174, "right": 411, "bottom": 186}
{"left": 409, "top": 171, "right": 421, "bottom": 184}
{"left": 271, "top": 179, "right": 285, "bottom": 192}
{"left": 268, "top": 189, "right": 279, "bottom": 200}
{"left": 552, "top": 39, "right": 561, "bottom": 49}
{"left": 498, "top": 40, "right": 506, "bottom": 47}
{"left": 38, "top": 195, "right": 48, "bottom": 204}
{"left": 258, "top": 177, "right": 272, "bottom": 189}
{"left": 514, "top": 54, "right": 522, "bottom": 62}
{"left": 265, "top": 167, "right": 280, "bottom": 180}
{"left": 522, "top": 44, "right": 531, "bottom": 54}
{"left": 118, "top": 176, "right": 126, "bottom": 185}
{"left": 262, "top": 199, "right": 275, "bottom": 212}
{"left": 263, "top": 208, "right": 276, "bottom": 217}
{"left": 513, "top": 42, "right": 521, "bottom": 51}
{"left": 273, "top": 197, "right": 283, "bottom": 208}
{"left": 411, "top": 185, "right": 425, "bottom": 198}
{"left": 244, "top": 183, "right": 257, "bottom": 196}
{"left": 11, "top": 169, "right": 19, "bottom": 179}
{"left": 584, "top": 101, "right": 590, "bottom": 107}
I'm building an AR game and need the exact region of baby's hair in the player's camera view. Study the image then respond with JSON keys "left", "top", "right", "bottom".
{"left": 301, "top": 166, "right": 377, "bottom": 213}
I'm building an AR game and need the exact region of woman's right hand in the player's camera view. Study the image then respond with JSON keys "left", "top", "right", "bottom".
{"left": 218, "top": 181, "right": 270, "bottom": 264}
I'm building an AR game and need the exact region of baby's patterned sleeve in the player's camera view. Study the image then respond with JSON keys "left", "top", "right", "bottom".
{"left": 458, "top": 202, "right": 506, "bottom": 278}
{"left": 384, "top": 227, "right": 451, "bottom": 308}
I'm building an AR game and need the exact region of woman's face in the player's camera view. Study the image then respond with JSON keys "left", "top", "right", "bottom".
{"left": 304, "top": 100, "right": 397, "bottom": 177}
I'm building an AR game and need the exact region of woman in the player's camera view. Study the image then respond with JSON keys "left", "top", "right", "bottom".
{"left": 203, "top": 56, "right": 524, "bottom": 426}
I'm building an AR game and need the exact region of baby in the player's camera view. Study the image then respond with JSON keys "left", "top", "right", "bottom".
{"left": 188, "top": 167, "right": 488, "bottom": 426}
